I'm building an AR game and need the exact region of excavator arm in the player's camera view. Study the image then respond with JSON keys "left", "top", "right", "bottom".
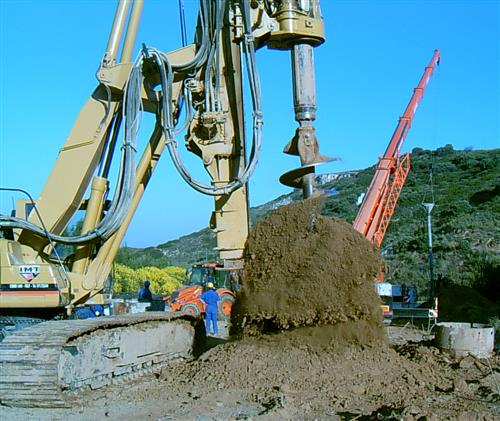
{"left": 0, "top": 0, "right": 327, "bottom": 314}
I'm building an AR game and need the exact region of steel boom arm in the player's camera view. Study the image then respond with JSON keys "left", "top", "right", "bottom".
{"left": 353, "top": 49, "right": 440, "bottom": 245}
{"left": 0, "top": 0, "right": 327, "bottom": 314}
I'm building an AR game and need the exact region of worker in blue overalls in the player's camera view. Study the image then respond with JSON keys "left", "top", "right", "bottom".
{"left": 200, "top": 282, "right": 220, "bottom": 336}
{"left": 138, "top": 280, "right": 153, "bottom": 301}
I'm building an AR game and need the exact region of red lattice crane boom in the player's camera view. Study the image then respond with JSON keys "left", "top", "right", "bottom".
{"left": 353, "top": 49, "right": 440, "bottom": 247}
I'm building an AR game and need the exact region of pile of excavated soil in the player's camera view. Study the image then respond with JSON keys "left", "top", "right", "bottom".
{"left": 231, "top": 198, "right": 385, "bottom": 341}
{"left": 5, "top": 329, "right": 498, "bottom": 420}
{"left": 2, "top": 200, "right": 498, "bottom": 419}
{"left": 151, "top": 334, "right": 499, "bottom": 420}
{"left": 439, "top": 285, "right": 500, "bottom": 324}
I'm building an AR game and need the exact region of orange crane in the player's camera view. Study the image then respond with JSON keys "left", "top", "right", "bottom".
{"left": 353, "top": 49, "right": 440, "bottom": 247}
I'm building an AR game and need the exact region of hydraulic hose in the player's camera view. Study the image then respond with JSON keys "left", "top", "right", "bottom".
{"left": 0, "top": 56, "right": 143, "bottom": 244}
{"left": 150, "top": 0, "right": 263, "bottom": 196}
{"left": 0, "top": 0, "right": 262, "bottom": 243}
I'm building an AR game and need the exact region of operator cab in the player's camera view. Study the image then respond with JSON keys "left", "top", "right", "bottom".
{"left": 187, "top": 263, "right": 240, "bottom": 291}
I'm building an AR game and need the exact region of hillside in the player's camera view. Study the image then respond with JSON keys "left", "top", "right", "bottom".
{"left": 117, "top": 146, "right": 499, "bottom": 297}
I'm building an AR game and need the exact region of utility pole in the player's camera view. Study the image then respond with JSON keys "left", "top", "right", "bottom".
{"left": 423, "top": 203, "right": 435, "bottom": 302}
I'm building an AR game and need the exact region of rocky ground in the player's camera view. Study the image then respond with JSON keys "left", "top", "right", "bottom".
{"left": 1, "top": 199, "right": 498, "bottom": 420}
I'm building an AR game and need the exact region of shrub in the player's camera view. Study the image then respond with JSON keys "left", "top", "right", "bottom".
{"left": 113, "top": 263, "right": 184, "bottom": 295}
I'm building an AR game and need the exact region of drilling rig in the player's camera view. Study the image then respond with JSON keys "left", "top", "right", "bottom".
{"left": 0, "top": 0, "right": 328, "bottom": 407}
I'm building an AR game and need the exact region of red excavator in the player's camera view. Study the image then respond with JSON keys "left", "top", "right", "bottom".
{"left": 353, "top": 49, "right": 441, "bottom": 319}
{"left": 164, "top": 263, "right": 239, "bottom": 319}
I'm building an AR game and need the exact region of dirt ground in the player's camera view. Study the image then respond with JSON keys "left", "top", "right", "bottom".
{"left": 1, "top": 324, "right": 498, "bottom": 421}
{"left": 1, "top": 200, "right": 499, "bottom": 420}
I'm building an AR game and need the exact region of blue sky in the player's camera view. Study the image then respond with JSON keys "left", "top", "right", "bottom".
{"left": 1, "top": 0, "right": 499, "bottom": 247}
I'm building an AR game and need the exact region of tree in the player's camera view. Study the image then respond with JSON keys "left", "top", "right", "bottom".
{"left": 113, "top": 264, "right": 184, "bottom": 295}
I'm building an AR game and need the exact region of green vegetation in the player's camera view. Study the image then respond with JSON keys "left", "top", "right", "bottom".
{"left": 319, "top": 146, "right": 499, "bottom": 298}
{"left": 116, "top": 147, "right": 499, "bottom": 299}
{"left": 112, "top": 263, "right": 185, "bottom": 295}
{"left": 116, "top": 246, "right": 173, "bottom": 269}
{"left": 489, "top": 317, "right": 500, "bottom": 335}
{"left": 370, "top": 146, "right": 499, "bottom": 296}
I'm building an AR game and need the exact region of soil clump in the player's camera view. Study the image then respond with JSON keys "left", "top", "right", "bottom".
{"left": 232, "top": 198, "right": 385, "bottom": 342}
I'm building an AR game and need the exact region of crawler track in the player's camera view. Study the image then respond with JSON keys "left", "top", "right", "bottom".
{"left": 0, "top": 312, "right": 201, "bottom": 408}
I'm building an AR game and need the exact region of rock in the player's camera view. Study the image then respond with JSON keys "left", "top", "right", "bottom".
{"left": 459, "top": 356, "right": 474, "bottom": 369}
{"left": 453, "top": 378, "right": 468, "bottom": 393}
{"left": 158, "top": 368, "right": 170, "bottom": 381}
{"left": 351, "top": 385, "right": 365, "bottom": 395}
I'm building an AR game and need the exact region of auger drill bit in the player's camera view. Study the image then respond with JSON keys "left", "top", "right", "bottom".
{"left": 280, "top": 44, "right": 332, "bottom": 198}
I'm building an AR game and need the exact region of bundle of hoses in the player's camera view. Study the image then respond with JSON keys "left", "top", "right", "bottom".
{"left": 0, "top": 59, "right": 143, "bottom": 245}
{"left": 0, "top": 0, "right": 262, "bottom": 244}
{"left": 153, "top": 0, "right": 262, "bottom": 196}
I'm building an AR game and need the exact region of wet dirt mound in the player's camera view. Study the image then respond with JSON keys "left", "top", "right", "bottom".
{"left": 7, "top": 325, "right": 498, "bottom": 420}
{"left": 152, "top": 330, "right": 499, "bottom": 420}
{"left": 231, "top": 199, "right": 385, "bottom": 340}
